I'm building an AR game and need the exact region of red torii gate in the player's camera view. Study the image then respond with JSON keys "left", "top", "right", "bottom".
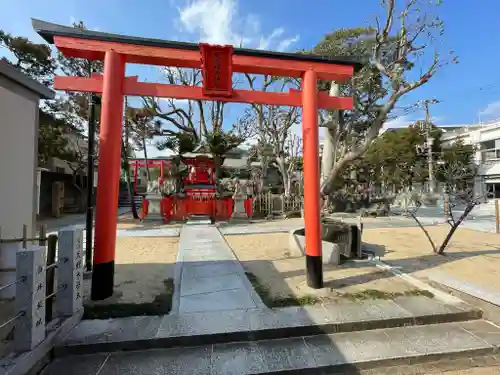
{"left": 33, "top": 19, "right": 360, "bottom": 300}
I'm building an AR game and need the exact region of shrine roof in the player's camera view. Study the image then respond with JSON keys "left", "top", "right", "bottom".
{"left": 0, "top": 60, "right": 55, "bottom": 99}
{"left": 32, "top": 19, "right": 363, "bottom": 71}
{"left": 222, "top": 158, "right": 248, "bottom": 169}
{"left": 181, "top": 152, "right": 213, "bottom": 159}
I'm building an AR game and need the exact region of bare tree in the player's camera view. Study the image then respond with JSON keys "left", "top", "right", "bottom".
{"left": 145, "top": 67, "right": 238, "bottom": 140}
{"left": 146, "top": 67, "right": 252, "bottom": 184}
{"left": 317, "top": 0, "right": 457, "bottom": 196}
{"left": 127, "top": 106, "right": 161, "bottom": 183}
{"left": 122, "top": 97, "right": 139, "bottom": 219}
{"left": 409, "top": 161, "right": 482, "bottom": 255}
{"left": 244, "top": 74, "right": 302, "bottom": 195}
{"left": 63, "top": 132, "right": 90, "bottom": 212}
{"left": 247, "top": 141, "right": 274, "bottom": 193}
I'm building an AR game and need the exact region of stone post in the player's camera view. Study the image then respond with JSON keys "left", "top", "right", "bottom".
{"left": 15, "top": 245, "right": 46, "bottom": 352}
{"left": 56, "top": 227, "right": 84, "bottom": 317}
{"left": 144, "top": 180, "right": 163, "bottom": 221}
{"left": 230, "top": 178, "right": 248, "bottom": 222}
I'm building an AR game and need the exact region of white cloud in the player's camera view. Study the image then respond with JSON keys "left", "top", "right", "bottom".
{"left": 378, "top": 114, "right": 446, "bottom": 135}
{"left": 479, "top": 100, "right": 500, "bottom": 120}
{"left": 158, "top": 98, "right": 189, "bottom": 110}
{"left": 135, "top": 145, "right": 175, "bottom": 159}
{"left": 176, "top": 0, "right": 299, "bottom": 50}
{"left": 277, "top": 36, "right": 300, "bottom": 52}
{"left": 383, "top": 115, "right": 415, "bottom": 131}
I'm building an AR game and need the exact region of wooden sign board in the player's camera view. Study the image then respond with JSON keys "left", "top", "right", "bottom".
{"left": 200, "top": 43, "right": 233, "bottom": 97}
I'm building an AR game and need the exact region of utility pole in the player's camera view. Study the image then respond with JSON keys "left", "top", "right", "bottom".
{"left": 425, "top": 101, "right": 435, "bottom": 194}
{"left": 417, "top": 99, "right": 439, "bottom": 194}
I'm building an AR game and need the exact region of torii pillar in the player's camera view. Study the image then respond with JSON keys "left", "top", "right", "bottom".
{"left": 91, "top": 51, "right": 125, "bottom": 300}
{"left": 302, "top": 70, "right": 323, "bottom": 288}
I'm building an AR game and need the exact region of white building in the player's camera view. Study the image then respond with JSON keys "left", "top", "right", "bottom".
{"left": 0, "top": 61, "right": 54, "bottom": 299}
{"left": 440, "top": 120, "right": 500, "bottom": 199}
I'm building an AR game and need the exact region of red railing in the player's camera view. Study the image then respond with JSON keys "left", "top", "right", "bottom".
{"left": 144, "top": 196, "right": 253, "bottom": 222}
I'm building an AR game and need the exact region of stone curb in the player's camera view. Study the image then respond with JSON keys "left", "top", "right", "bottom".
{"left": 46, "top": 320, "right": 500, "bottom": 375}
{"left": 53, "top": 304, "right": 482, "bottom": 357}
{"left": 302, "top": 347, "right": 498, "bottom": 375}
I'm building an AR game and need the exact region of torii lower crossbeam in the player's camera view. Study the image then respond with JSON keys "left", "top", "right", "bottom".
{"left": 54, "top": 76, "right": 353, "bottom": 110}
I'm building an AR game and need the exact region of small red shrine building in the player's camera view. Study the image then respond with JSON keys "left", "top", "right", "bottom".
{"left": 130, "top": 153, "right": 252, "bottom": 222}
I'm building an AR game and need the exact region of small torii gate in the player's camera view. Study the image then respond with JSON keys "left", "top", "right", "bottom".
{"left": 33, "top": 19, "right": 361, "bottom": 300}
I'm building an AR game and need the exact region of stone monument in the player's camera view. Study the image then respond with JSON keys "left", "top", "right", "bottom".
{"left": 144, "top": 178, "right": 163, "bottom": 221}
{"left": 230, "top": 178, "right": 248, "bottom": 222}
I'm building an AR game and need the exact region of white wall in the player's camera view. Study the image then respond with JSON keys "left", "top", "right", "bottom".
{"left": 0, "top": 77, "right": 39, "bottom": 299}
{"left": 0, "top": 79, "right": 38, "bottom": 238}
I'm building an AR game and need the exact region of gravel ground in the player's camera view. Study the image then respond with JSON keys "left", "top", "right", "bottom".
{"left": 435, "top": 367, "right": 500, "bottom": 374}
{"left": 224, "top": 232, "right": 421, "bottom": 301}
{"left": 363, "top": 225, "right": 500, "bottom": 293}
{"left": 83, "top": 237, "right": 179, "bottom": 306}
{"left": 224, "top": 223, "right": 500, "bottom": 302}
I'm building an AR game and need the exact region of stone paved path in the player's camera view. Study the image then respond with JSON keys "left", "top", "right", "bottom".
{"left": 173, "top": 225, "right": 263, "bottom": 314}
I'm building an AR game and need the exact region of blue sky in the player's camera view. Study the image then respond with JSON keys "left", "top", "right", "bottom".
{"left": 2, "top": 0, "right": 500, "bottom": 155}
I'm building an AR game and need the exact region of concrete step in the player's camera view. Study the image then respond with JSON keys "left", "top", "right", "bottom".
{"left": 55, "top": 296, "right": 481, "bottom": 357}
{"left": 185, "top": 215, "right": 212, "bottom": 225}
{"left": 41, "top": 320, "right": 500, "bottom": 375}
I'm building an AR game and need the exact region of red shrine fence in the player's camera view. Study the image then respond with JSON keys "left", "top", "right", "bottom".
{"left": 142, "top": 195, "right": 254, "bottom": 222}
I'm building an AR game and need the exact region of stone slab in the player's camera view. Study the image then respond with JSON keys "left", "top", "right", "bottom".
{"left": 180, "top": 274, "right": 245, "bottom": 297}
{"left": 43, "top": 320, "right": 500, "bottom": 375}
{"left": 460, "top": 320, "right": 500, "bottom": 349}
{"left": 181, "top": 262, "right": 240, "bottom": 279}
{"left": 428, "top": 273, "right": 500, "bottom": 307}
{"left": 157, "top": 309, "right": 253, "bottom": 338}
{"left": 174, "top": 225, "right": 264, "bottom": 314}
{"left": 40, "top": 353, "right": 109, "bottom": 375}
{"left": 62, "top": 315, "right": 163, "bottom": 347}
{"left": 219, "top": 226, "right": 290, "bottom": 235}
{"left": 100, "top": 345, "right": 212, "bottom": 375}
{"left": 325, "top": 299, "right": 414, "bottom": 326}
{"left": 255, "top": 337, "right": 317, "bottom": 371}
{"left": 116, "top": 228, "right": 180, "bottom": 237}
{"left": 384, "top": 321, "right": 492, "bottom": 355}
{"left": 179, "top": 288, "right": 257, "bottom": 313}
{"left": 393, "top": 295, "right": 480, "bottom": 324}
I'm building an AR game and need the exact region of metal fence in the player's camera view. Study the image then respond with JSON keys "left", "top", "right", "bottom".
{"left": 252, "top": 192, "right": 304, "bottom": 218}
{"left": 0, "top": 224, "right": 83, "bottom": 353}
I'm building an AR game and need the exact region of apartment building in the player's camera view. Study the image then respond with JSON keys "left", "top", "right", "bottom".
{"left": 440, "top": 120, "right": 500, "bottom": 199}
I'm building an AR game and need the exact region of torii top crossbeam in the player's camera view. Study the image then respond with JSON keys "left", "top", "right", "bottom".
{"left": 32, "top": 19, "right": 362, "bottom": 109}
{"left": 32, "top": 18, "right": 362, "bottom": 300}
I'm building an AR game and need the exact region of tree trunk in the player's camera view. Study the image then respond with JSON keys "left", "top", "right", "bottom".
{"left": 143, "top": 137, "right": 151, "bottom": 183}
{"left": 121, "top": 140, "right": 139, "bottom": 219}
{"left": 276, "top": 156, "right": 291, "bottom": 197}
{"left": 321, "top": 155, "right": 352, "bottom": 195}
{"left": 259, "top": 158, "right": 269, "bottom": 193}
{"left": 320, "top": 82, "right": 340, "bottom": 199}
{"left": 437, "top": 203, "right": 476, "bottom": 254}
{"left": 213, "top": 154, "right": 223, "bottom": 195}
{"left": 125, "top": 161, "right": 139, "bottom": 219}
{"left": 122, "top": 99, "right": 139, "bottom": 219}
